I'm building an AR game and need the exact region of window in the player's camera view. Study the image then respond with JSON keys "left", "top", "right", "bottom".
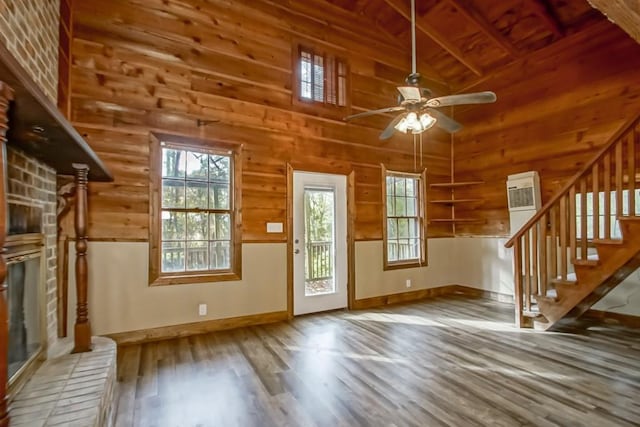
{"left": 297, "top": 45, "right": 348, "bottom": 107}
{"left": 149, "top": 134, "right": 242, "bottom": 285}
{"left": 576, "top": 189, "right": 640, "bottom": 240}
{"left": 382, "top": 167, "right": 427, "bottom": 269}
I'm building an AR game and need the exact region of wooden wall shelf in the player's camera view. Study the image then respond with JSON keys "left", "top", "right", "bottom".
{"left": 0, "top": 43, "right": 112, "bottom": 182}
{"left": 429, "top": 181, "right": 484, "bottom": 226}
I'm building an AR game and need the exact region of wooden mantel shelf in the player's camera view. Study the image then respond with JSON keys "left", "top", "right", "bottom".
{"left": 0, "top": 43, "right": 112, "bottom": 182}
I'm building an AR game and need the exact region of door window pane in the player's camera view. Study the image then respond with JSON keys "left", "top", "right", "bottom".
{"left": 304, "top": 188, "right": 335, "bottom": 296}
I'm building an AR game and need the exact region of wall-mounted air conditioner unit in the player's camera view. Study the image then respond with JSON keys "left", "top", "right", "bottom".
{"left": 507, "top": 171, "right": 541, "bottom": 236}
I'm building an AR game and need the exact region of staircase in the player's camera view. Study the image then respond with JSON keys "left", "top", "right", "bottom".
{"left": 505, "top": 115, "right": 640, "bottom": 330}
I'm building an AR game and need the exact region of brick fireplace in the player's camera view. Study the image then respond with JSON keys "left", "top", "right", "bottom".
{"left": 0, "top": 1, "right": 116, "bottom": 425}
{"left": 2, "top": 149, "right": 58, "bottom": 402}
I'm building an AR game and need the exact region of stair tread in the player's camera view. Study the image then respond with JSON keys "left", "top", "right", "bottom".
{"left": 592, "top": 238, "right": 624, "bottom": 245}
{"left": 523, "top": 308, "right": 543, "bottom": 318}
{"left": 536, "top": 291, "right": 557, "bottom": 302}
{"left": 573, "top": 258, "right": 599, "bottom": 266}
{"left": 617, "top": 216, "right": 640, "bottom": 222}
{"left": 552, "top": 273, "right": 577, "bottom": 285}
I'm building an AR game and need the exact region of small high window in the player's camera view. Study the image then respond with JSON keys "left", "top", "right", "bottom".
{"left": 297, "top": 45, "right": 348, "bottom": 107}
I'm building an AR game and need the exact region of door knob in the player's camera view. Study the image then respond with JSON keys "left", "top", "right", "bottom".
{"left": 294, "top": 249, "right": 300, "bottom": 254}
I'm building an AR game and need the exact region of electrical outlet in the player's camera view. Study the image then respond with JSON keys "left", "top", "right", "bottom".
{"left": 198, "top": 303, "right": 207, "bottom": 316}
{"left": 406, "top": 279, "right": 412, "bottom": 288}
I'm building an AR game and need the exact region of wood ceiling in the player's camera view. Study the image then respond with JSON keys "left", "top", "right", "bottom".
{"left": 324, "top": 0, "right": 601, "bottom": 90}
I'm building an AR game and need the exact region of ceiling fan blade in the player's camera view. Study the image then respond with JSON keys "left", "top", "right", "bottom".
{"left": 427, "top": 108, "right": 462, "bottom": 133}
{"left": 397, "top": 86, "right": 422, "bottom": 102}
{"left": 344, "top": 106, "right": 405, "bottom": 121}
{"left": 426, "top": 91, "right": 497, "bottom": 108}
{"left": 380, "top": 114, "right": 405, "bottom": 140}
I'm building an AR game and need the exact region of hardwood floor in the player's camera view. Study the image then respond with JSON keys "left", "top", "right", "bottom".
{"left": 115, "top": 296, "right": 640, "bottom": 427}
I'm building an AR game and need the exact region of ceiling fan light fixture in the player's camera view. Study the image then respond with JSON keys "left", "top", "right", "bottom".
{"left": 419, "top": 112, "right": 436, "bottom": 130}
{"left": 394, "top": 112, "right": 437, "bottom": 134}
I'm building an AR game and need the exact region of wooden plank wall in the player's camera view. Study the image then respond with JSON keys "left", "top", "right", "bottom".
{"left": 63, "top": 0, "right": 455, "bottom": 243}
{"left": 452, "top": 22, "right": 640, "bottom": 236}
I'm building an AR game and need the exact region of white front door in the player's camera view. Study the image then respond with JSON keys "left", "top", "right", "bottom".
{"left": 293, "top": 172, "right": 348, "bottom": 315}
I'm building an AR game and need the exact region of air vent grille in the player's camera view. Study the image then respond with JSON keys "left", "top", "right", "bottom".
{"left": 508, "top": 187, "right": 534, "bottom": 209}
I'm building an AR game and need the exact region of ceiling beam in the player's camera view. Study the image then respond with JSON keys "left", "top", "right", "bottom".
{"left": 381, "top": 0, "right": 483, "bottom": 77}
{"left": 447, "top": 0, "right": 521, "bottom": 58}
{"left": 587, "top": 0, "right": 640, "bottom": 43}
{"left": 526, "top": 0, "right": 565, "bottom": 39}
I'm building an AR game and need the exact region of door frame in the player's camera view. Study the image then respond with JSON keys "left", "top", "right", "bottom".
{"left": 286, "top": 164, "right": 355, "bottom": 318}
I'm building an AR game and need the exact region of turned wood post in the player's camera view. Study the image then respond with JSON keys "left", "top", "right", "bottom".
{"left": 0, "top": 82, "right": 14, "bottom": 427}
{"left": 72, "top": 163, "right": 91, "bottom": 353}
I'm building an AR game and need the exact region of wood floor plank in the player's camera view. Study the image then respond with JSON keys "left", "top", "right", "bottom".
{"left": 115, "top": 296, "right": 640, "bottom": 426}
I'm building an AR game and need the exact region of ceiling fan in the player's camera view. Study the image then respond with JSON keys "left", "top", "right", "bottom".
{"left": 344, "top": 0, "right": 497, "bottom": 140}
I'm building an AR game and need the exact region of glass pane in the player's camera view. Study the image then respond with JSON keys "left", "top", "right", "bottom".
{"left": 162, "top": 148, "right": 186, "bottom": 178}
{"left": 304, "top": 188, "right": 335, "bottom": 296}
{"left": 210, "top": 213, "right": 231, "bottom": 240}
{"left": 162, "top": 241, "right": 185, "bottom": 272}
{"left": 7, "top": 258, "right": 41, "bottom": 379}
{"left": 395, "top": 197, "right": 406, "bottom": 217}
{"left": 313, "top": 55, "right": 324, "bottom": 102}
{"left": 398, "top": 239, "right": 411, "bottom": 260}
{"left": 300, "top": 51, "right": 312, "bottom": 99}
{"left": 386, "top": 196, "right": 395, "bottom": 216}
{"left": 387, "top": 218, "right": 397, "bottom": 239}
{"left": 408, "top": 238, "right": 420, "bottom": 259}
{"left": 585, "top": 192, "right": 593, "bottom": 214}
{"left": 406, "top": 197, "right": 416, "bottom": 216}
{"left": 162, "top": 179, "right": 185, "bottom": 209}
{"left": 408, "top": 218, "right": 418, "bottom": 238}
{"left": 395, "top": 178, "right": 406, "bottom": 197}
{"left": 187, "top": 213, "right": 208, "bottom": 241}
{"left": 186, "top": 151, "right": 208, "bottom": 180}
{"left": 186, "top": 241, "right": 208, "bottom": 271}
{"left": 210, "top": 185, "right": 230, "bottom": 210}
{"left": 210, "top": 155, "right": 230, "bottom": 183}
{"left": 386, "top": 176, "right": 394, "bottom": 197}
{"left": 388, "top": 241, "right": 398, "bottom": 262}
{"left": 162, "top": 211, "right": 186, "bottom": 241}
{"left": 398, "top": 218, "right": 409, "bottom": 238}
{"left": 186, "top": 180, "right": 208, "bottom": 209}
{"left": 406, "top": 179, "right": 415, "bottom": 196}
{"left": 210, "top": 241, "right": 230, "bottom": 270}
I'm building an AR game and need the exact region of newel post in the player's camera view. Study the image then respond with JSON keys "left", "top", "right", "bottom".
{"left": 0, "top": 82, "right": 14, "bottom": 426}
{"left": 72, "top": 163, "right": 91, "bottom": 353}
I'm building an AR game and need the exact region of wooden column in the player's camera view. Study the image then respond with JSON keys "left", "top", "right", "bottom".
{"left": 72, "top": 163, "right": 91, "bottom": 353}
{"left": 0, "top": 82, "right": 14, "bottom": 427}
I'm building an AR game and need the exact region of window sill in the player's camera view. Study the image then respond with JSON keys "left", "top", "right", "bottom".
{"left": 149, "top": 271, "right": 242, "bottom": 286}
{"left": 291, "top": 97, "right": 351, "bottom": 120}
{"left": 383, "top": 260, "right": 427, "bottom": 271}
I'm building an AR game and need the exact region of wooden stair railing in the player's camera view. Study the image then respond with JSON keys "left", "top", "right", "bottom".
{"left": 505, "top": 114, "right": 640, "bottom": 329}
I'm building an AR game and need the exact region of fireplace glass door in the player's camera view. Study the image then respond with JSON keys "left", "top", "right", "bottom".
{"left": 7, "top": 254, "right": 42, "bottom": 379}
